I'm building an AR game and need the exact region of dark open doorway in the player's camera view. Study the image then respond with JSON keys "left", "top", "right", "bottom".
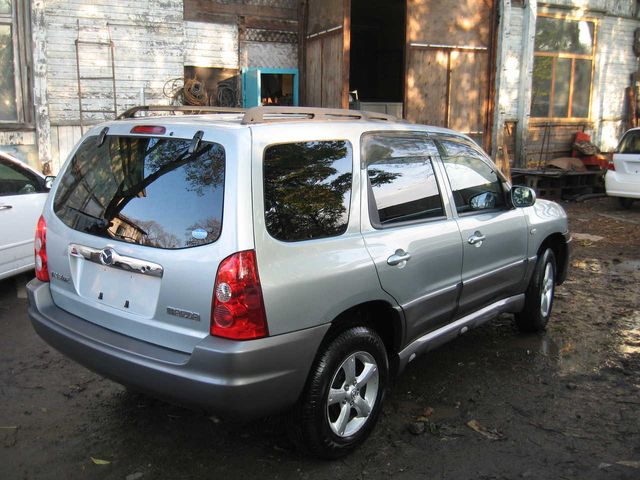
{"left": 349, "top": 0, "right": 405, "bottom": 117}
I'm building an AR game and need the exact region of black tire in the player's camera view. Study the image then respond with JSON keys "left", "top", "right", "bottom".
{"left": 618, "top": 197, "right": 634, "bottom": 209}
{"left": 515, "top": 248, "right": 556, "bottom": 332}
{"left": 291, "top": 326, "right": 388, "bottom": 459}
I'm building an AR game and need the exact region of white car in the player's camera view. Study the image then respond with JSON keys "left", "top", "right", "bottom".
{"left": 606, "top": 128, "right": 640, "bottom": 209}
{"left": 0, "top": 152, "right": 50, "bottom": 280}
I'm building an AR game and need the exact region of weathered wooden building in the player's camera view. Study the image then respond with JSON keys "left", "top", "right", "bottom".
{"left": 0, "top": 0, "right": 638, "bottom": 173}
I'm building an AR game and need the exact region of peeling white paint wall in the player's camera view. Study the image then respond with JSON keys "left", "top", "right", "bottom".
{"left": 44, "top": 0, "right": 185, "bottom": 125}
{"left": 184, "top": 21, "right": 239, "bottom": 69}
{"left": 39, "top": 0, "right": 187, "bottom": 170}
{"left": 593, "top": 14, "right": 639, "bottom": 150}
{"left": 35, "top": 2, "right": 302, "bottom": 172}
{"left": 498, "top": 3, "right": 523, "bottom": 120}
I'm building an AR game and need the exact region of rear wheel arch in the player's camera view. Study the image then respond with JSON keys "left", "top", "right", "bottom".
{"left": 318, "top": 301, "right": 403, "bottom": 377}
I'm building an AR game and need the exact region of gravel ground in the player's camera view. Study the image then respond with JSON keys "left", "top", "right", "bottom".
{"left": 1, "top": 197, "right": 639, "bottom": 480}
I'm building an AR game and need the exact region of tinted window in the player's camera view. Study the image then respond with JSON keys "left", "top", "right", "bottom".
{"left": 264, "top": 141, "right": 352, "bottom": 242}
{"left": 437, "top": 138, "right": 505, "bottom": 213}
{"left": 618, "top": 131, "right": 640, "bottom": 154}
{"left": 363, "top": 134, "right": 444, "bottom": 227}
{"left": 54, "top": 135, "right": 225, "bottom": 249}
{"left": 0, "top": 160, "right": 42, "bottom": 196}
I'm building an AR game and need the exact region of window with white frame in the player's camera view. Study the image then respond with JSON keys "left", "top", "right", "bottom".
{"left": 530, "top": 15, "right": 596, "bottom": 120}
{"left": 0, "top": 0, "right": 31, "bottom": 125}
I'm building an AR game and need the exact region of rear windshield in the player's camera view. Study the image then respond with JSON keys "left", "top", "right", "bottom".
{"left": 617, "top": 131, "right": 640, "bottom": 154}
{"left": 54, "top": 135, "right": 225, "bottom": 249}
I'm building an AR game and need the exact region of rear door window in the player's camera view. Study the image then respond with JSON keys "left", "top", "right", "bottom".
{"left": 54, "top": 135, "right": 225, "bottom": 249}
{"left": 362, "top": 133, "right": 445, "bottom": 227}
{"left": 263, "top": 141, "right": 352, "bottom": 242}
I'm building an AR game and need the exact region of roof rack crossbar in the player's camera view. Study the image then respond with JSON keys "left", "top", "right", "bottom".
{"left": 118, "top": 105, "right": 245, "bottom": 119}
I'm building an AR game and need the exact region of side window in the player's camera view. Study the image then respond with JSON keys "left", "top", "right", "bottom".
{"left": 437, "top": 138, "right": 506, "bottom": 214}
{"left": 0, "top": 159, "right": 41, "bottom": 196}
{"left": 263, "top": 140, "right": 353, "bottom": 242}
{"left": 363, "top": 134, "right": 444, "bottom": 227}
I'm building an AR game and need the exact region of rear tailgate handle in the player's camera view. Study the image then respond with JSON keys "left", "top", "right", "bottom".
{"left": 69, "top": 244, "right": 164, "bottom": 278}
{"left": 387, "top": 249, "right": 411, "bottom": 266}
{"left": 0, "top": 204, "right": 12, "bottom": 210}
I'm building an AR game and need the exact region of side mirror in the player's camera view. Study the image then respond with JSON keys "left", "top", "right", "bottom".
{"left": 44, "top": 175, "right": 56, "bottom": 190}
{"left": 511, "top": 186, "right": 536, "bottom": 208}
{"left": 469, "top": 191, "right": 497, "bottom": 211}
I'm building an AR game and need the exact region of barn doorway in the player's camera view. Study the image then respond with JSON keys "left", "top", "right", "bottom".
{"left": 349, "top": 0, "right": 405, "bottom": 118}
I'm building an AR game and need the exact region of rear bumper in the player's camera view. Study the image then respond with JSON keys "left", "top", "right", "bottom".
{"left": 27, "top": 279, "right": 329, "bottom": 418}
{"left": 605, "top": 171, "right": 640, "bottom": 199}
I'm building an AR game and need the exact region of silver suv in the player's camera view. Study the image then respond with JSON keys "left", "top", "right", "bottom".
{"left": 27, "top": 106, "right": 570, "bottom": 458}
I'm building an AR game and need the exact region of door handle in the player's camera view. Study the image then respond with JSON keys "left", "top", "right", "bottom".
{"left": 387, "top": 249, "right": 411, "bottom": 266}
{"left": 0, "top": 204, "right": 12, "bottom": 211}
{"left": 468, "top": 232, "right": 486, "bottom": 245}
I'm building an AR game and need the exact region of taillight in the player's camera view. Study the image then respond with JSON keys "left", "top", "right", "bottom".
{"left": 35, "top": 215, "right": 49, "bottom": 282}
{"left": 607, "top": 160, "right": 615, "bottom": 171}
{"left": 211, "top": 250, "right": 268, "bottom": 340}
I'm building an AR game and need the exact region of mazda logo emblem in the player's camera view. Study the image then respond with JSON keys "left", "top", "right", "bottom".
{"left": 100, "top": 248, "right": 115, "bottom": 266}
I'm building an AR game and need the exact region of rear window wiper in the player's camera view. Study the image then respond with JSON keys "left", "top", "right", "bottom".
{"left": 65, "top": 206, "right": 110, "bottom": 229}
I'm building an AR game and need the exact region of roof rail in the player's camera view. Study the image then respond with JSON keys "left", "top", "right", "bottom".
{"left": 116, "top": 104, "right": 403, "bottom": 124}
{"left": 241, "top": 106, "right": 400, "bottom": 124}
{"left": 118, "top": 105, "right": 245, "bottom": 119}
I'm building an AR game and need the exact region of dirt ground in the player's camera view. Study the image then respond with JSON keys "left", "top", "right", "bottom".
{"left": 1, "top": 197, "right": 639, "bottom": 480}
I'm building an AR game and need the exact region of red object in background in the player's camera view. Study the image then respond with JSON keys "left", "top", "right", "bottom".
{"left": 580, "top": 155, "right": 609, "bottom": 169}
{"left": 572, "top": 131, "right": 592, "bottom": 152}
{"left": 572, "top": 131, "right": 609, "bottom": 169}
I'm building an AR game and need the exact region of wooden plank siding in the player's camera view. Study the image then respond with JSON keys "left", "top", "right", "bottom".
{"left": 304, "top": 32, "right": 347, "bottom": 109}
{"left": 303, "top": 0, "right": 349, "bottom": 109}
{"left": 321, "top": 32, "right": 345, "bottom": 108}
{"left": 405, "top": 0, "right": 496, "bottom": 151}
{"left": 50, "top": 125, "right": 83, "bottom": 172}
{"left": 405, "top": 49, "right": 448, "bottom": 126}
{"left": 448, "top": 50, "right": 488, "bottom": 134}
{"left": 307, "top": 0, "right": 344, "bottom": 35}
{"left": 525, "top": 122, "right": 590, "bottom": 168}
{"left": 184, "top": 0, "right": 298, "bottom": 24}
{"left": 183, "top": 0, "right": 300, "bottom": 42}
{"left": 44, "top": 0, "right": 185, "bottom": 125}
{"left": 184, "top": 21, "right": 239, "bottom": 69}
{"left": 305, "top": 39, "right": 323, "bottom": 107}
{"left": 406, "top": 0, "right": 493, "bottom": 47}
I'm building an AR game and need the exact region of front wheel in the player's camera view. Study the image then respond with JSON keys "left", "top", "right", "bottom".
{"left": 291, "top": 326, "right": 388, "bottom": 458}
{"left": 515, "top": 248, "right": 556, "bottom": 332}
